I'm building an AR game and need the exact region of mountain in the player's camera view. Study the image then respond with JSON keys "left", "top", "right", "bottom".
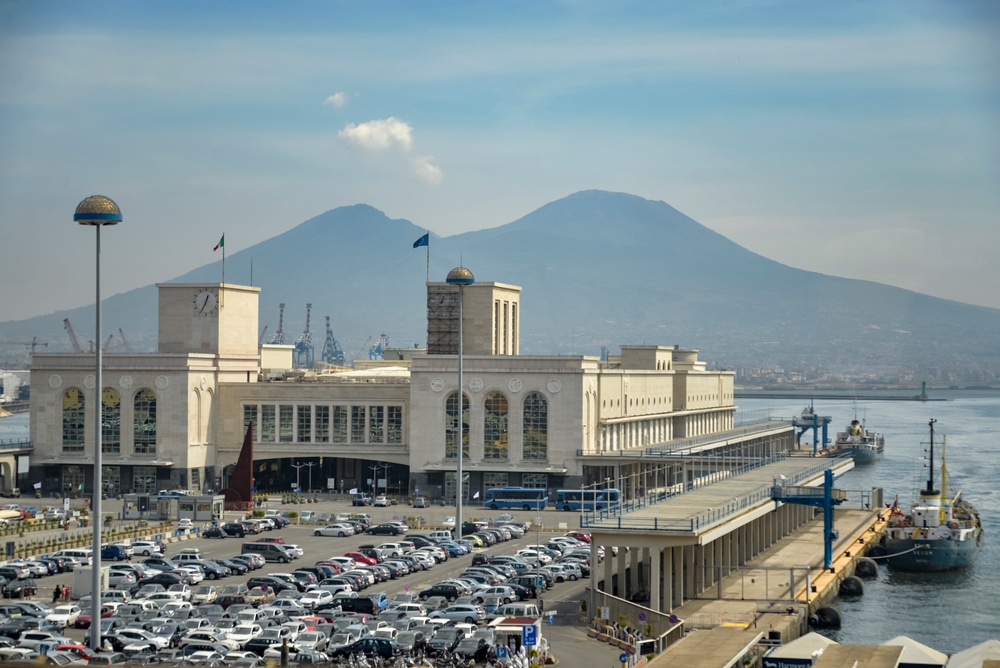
{"left": 2, "top": 191, "right": 998, "bottom": 379}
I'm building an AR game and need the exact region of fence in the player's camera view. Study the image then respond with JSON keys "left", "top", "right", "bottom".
{"left": 586, "top": 587, "right": 685, "bottom": 655}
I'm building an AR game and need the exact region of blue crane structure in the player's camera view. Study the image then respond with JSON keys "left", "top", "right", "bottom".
{"left": 791, "top": 404, "right": 832, "bottom": 455}
{"left": 293, "top": 303, "right": 314, "bottom": 368}
{"left": 321, "top": 316, "right": 346, "bottom": 365}
{"left": 369, "top": 333, "right": 389, "bottom": 360}
{"left": 771, "top": 469, "right": 846, "bottom": 569}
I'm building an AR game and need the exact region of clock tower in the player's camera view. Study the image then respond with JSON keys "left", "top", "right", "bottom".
{"left": 156, "top": 283, "right": 260, "bottom": 356}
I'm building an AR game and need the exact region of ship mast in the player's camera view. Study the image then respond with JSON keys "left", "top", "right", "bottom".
{"left": 923, "top": 418, "right": 939, "bottom": 497}
{"left": 940, "top": 434, "right": 948, "bottom": 524}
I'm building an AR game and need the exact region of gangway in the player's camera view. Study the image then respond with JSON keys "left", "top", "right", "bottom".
{"left": 771, "top": 469, "right": 846, "bottom": 569}
{"left": 791, "top": 403, "right": 832, "bottom": 455}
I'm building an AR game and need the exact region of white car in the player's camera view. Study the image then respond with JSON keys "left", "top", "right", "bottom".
{"left": 45, "top": 604, "right": 82, "bottom": 627}
{"left": 132, "top": 541, "right": 162, "bottom": 557}
{"left": 174, "top": 565, "right": 204, "bottom": 584}
{"left": 373, "top": 496, "right": 389, "bottom": 507}
{"left": 116, "top": 628, "right": 170, "bottom": 651}
{"left": 227, "top": 623, "right": 264, "bottom": 647}
{"left": 168, "top": 583, "right": 193, "bottom": 601}
{"left": 191, "top": 585, "right": 217, "bottom": 604}
{"left": 443, "top": 516, "right": 456, "bottom": 528}
{"left": 299, "top": 590, "right": 334, "bottom": 609}
{"left": 284, "top": 544, "right": 304, "bottom": 558}
{"left": 314, "top": 523, "right": 355, "bottom": 537}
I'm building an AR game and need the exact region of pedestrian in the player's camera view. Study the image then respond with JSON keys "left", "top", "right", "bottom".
{"left": 52, "top": 586, "right": 60, "bottom": 604}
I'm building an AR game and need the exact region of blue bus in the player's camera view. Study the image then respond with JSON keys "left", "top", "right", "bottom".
{"left": 483, "top": 487, "right": 548, "bottom": 511}
{"left": 554, "top": 488, "right": 621, "bottom": 512}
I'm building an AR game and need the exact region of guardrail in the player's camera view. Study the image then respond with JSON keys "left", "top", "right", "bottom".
{"left": 581, "top": 455, "right": 852, "bottom": 533}
{"left": 577, "top": 420, "right": 790, "bottom": 458}
{"left": 0, "top": 439, "right": 32, "bottom": 451}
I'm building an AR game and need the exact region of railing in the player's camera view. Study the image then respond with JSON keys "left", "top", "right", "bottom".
{"left": 0, "top": 439, "right": 32, "bottom": 451}
{"left": 577, "top": 419, "right": 790, "bottom": 458}
{"left": 581, "top": 455, "right": 851, "bottom": 532}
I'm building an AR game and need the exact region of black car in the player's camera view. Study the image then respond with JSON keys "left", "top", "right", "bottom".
{"left": 217, "top": 558, "right": 248, "bottom": 575}
{"left": 143, "top": 572, "right": 185, "bottom": 588}
{"left": 0, "top": 578, "right": 36, "bottom": 599}
{"left": 396, "top": 630, "right": 427, "bottom": 655}
{"left": 366, "top": 523, "right": 401, "bottom": 536}
{"left": 221, "top": 522, "right": 248, "bottom": 537}
{"left": 201, "top": 526, "right": 226, "bottom": 539}
{"left": 454, "top": 637, "right": 490, "bottom": 662}
{"left": 328, "top": 637, "right": 397, "bottom": 659}
{"left": 246, "top": 575, "right": 296, "bottom": 594}
{"left": 418, "top": 583, "right": 463, "bottom": 601}
{"left": 426, "top": 627, "right": 464, "bottom": 656}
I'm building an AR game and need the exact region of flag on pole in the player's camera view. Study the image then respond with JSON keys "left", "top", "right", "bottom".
{"left": 213, "top": 234, "right": 225, "bottom": 251}
{"left": 32, "top": 482, "right": 41, "bottom": 490}
{"left": 472, "top": 491, "right": 480, "bottom": 499}
{"left": 412, "top": 233, "right": 429, "bottom": 248}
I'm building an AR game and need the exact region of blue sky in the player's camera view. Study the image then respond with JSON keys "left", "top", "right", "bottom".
{"left": 1, "top": 1, "right": 997, "bottom": 321}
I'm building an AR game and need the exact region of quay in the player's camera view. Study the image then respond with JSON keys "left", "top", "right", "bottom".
{"left": 583, "top": 451, "right": 890, "bottom": 667}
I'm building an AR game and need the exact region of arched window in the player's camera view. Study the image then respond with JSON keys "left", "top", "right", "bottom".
{"left": 62, "top": 388, "right": 85, "bottom": 453}
{"left": 523, "top": 392, "right": 548, "bottom": 460}
{"left": 445, "top": 392, "right": 470, "bottom": 459}
{"left": 101, "top": 387, "right": 121, "bottom": 454}
{"left": 133, "top": 388, "right": 157, "bottom": 455}
{"left": 483, "top": 391, "right": 509, "bottom": 460}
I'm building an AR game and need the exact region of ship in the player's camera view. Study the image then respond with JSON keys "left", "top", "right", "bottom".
{"left": 882, "top": 419, "right": 983, "bottom": 571}
{"left": 833, "top": 415, "right": 884, "bottom": 463}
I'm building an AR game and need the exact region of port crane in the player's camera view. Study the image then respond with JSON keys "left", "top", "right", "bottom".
{"left": 321, "top": 316, "right": 346, "bottom": 365}
{"left": 369, "top": 333, "right": 389, "bottom": 360}
{"left": 293, "top": 303, "right": 314, "bottom": 368}
{"left": 63, "top": 318, "right": 84, "bottom": 353}
{"left": 268, "top": 304, "right": 286, "bottom": 344}
{"left": 6, "top": 337, "right": 47, "bottom": 354}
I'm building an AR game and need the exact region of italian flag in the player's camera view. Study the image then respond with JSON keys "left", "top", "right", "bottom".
{"left": 213, "top": 234, "right": 225, "bottom": 252}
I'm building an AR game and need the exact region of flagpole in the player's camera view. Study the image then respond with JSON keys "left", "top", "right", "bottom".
{"left": 425, "top": 232, "right": 430, "bottom": 284}
{"left": 221, "top": 231, "right": 226, "bottom": 288}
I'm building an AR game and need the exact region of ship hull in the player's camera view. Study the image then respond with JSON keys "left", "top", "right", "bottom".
{"left": 884, "top": 535, "right": 981, "bottom": 571}
{"left": 848, "top": 446, "right": 881, "bottom": 464}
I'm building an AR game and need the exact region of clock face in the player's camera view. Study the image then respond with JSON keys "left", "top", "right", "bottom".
{"left": 102, "top": 388, "right": 120, "bottom": 407}
{"left": 193, "top": 289, "right": 218, "bottom": 316}
{"left": 63, "top": 388, "right": 82, "bottom": 409}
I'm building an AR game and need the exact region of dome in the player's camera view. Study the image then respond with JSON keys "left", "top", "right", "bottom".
{"left": 446, "top": 266, "right": 475, "bottom": 285}
{"left": 74, "top": 195, "right": 123, "bottom": 226}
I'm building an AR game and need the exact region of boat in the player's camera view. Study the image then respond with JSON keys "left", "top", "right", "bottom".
{"left": 833, "top": 414, "right": 884, "bottom": 463}
{"left": 882, "top": 419, "right": 983, "bottom": 571}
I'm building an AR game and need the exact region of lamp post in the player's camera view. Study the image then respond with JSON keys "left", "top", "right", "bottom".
{"left": 74, "top": 195, "right": 122, "bottom": 652}
{"left": 291, "top": 462, "right": 307, "bottom": 492}
{"left": 446, "top": 266, "right": 474, "bottom": 539}
{"left": 304, "top": 461, "right": 316, "bottom": 493}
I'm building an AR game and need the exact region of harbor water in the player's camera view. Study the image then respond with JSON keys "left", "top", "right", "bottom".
{"left": 739, "top": 390, "right": 1000, "bottom": 653}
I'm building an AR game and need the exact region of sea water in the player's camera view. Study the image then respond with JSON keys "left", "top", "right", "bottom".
{"left": 738, "top": 390, "right": 1000, "bottom": 653}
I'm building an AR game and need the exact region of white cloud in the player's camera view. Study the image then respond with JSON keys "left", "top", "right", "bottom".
{"left": 411, "top": 155, "right": 442, "bottom": 184}
{"left": 338, "top": 117, "right": 413, "bottom": 151}
{"left": 323, "top": 92, "right": 348, "bottom": 109}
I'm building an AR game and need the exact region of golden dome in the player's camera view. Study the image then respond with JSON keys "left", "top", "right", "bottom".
{"left": 74, "top": 195, "right": 123, "bottom": 226}
{"left": 446, "top": 266, "right": 475, "bottom": 284}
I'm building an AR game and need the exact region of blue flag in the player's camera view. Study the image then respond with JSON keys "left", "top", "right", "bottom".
{"left": 412, "top": 233, "right": 429, "bottom": 248}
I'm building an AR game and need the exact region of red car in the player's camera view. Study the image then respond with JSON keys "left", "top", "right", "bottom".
{"left": 74, "top": 604, "right": 115, "bottom": 628}
{"left": 315, "top": 561, "right": 343, "bottom": 574}
{"left": 567, "top": 531, "right": 591, "bottom": 543}
{"left": 256, "top": 536, "right": 286, "bottom": 544}
{"left": 56, "top": 645, "right": 95, "bottom": 661}
{"left": 343, "top": 551, "right": 377, "bottom": 566}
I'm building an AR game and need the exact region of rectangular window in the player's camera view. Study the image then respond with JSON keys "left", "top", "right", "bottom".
{"left": 243, "top": 404, "right": 257, "bottom": 437}
{"left": 62, "top": 466, "right": 85, "bottom": 496}
{"left": 133, "top": 466, "right": 157, "bottom": 494}
{"left": 261, "top": 405, "right": 275, "bottom": 442}
{"left": 297, "top": 405, "right": 312, "bottom": 443}
{"left": 315, "top": 405, "right": 330, "bottom": 443}
{"left": 351, "top": 406, "right": 366, "bottom": 443}
{"left": 102, "top": 466, "right": 121, "bottom": 496}
{"left": 387, "top": 406, "right": 403, "bottom": 444}
{"left": 484, "top": 472, "right": 509, "bottom": 489}
{"left": 279, "top": 405, "right": 294, "bottom": 442}
{"left": 190, "top": 469, "right": 201, "bottom": 492}
{"left": 369, "top": 406, "right": 384, "bottom": 444}
{"left": 511, "top": 303, "right": 517, "bottom": 354}
{"left": 332, "top": 406, "right": 348, "bottom": 443}
{"left": 522, "top": 473, "right": 547, "bottom": 489}
{"left": 503, "top": 301, "right": 509, "bottom": 355}
{"left": 494, "top": 299, "right": 501, "bottom": 354}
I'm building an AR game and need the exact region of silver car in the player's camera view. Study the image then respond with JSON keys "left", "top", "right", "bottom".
{"left": 428, "top": 604, "right": 487, "bottom": 625}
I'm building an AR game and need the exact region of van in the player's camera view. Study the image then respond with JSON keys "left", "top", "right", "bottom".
{"left": 494, "top": 602, "right": 541, "bottom": 618}
{"left": 428, "top": 531, "right": 453, "bottom": 542}
{"left": 340, "top": 597, "right": 377, "bottom": 615}
{"left": 52, "top": 549, "right": 93, "bottom": 566}
{"left": 352, "top": 494, "right": 372, "bottom": 507}
{"left": 173, "top": 549, "right": 204, "bottom": 563}
{"left": 241, "top": 542, "right": 292, "bottom": 563}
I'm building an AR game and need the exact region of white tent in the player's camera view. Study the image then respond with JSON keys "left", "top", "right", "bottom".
{"left": 763, "top": 632, "right": 839, "bottom": 668}
{"left": 946, "top": 639, "right": 1000, "bottom": 668}
{"left": 882, "top": 635, "right": 947, "bottom": 668}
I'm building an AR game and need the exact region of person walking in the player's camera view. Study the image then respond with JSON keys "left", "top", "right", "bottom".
{"left": 52, "top": 586, "right": 60, "bottom": 604}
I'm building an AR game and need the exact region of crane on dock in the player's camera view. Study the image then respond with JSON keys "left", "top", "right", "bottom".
{"left": 293, "top": 303, "right": 314, "bottom": 368}
{"left": 321, "top": 316, "right": 346, "bottom": 365}
{"left": 369, "top": 333, "right": 389, "bottom": 360}
{"left": 63, "top": 319, "right": 84, "bottom": 354}
{"left": 258, "top": 326, "right": 269, "bottom": 345}
{"left": 771, "top": 469, "right": 846, "bottom": 569}
{"left": 6, "top": 337, "right": 47, "bottom": 354}
{"left": 269, "top": 304, "right": 286, "bottom": 344}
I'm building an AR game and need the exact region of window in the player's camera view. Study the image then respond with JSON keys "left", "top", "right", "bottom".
{"left": 483, "top": 391, "right": 509, "bottom": 460}
{"left": 261, "top": 405, "right": 275, "bottom": 442}
{"left": 190, "top": 469, "right": 201, "bottom": 492}
{"left": 102, "top": 465, "right": 121, "bottom": 496}
{"left": 62, "top": 465, "right": 84, "bottom": 495}
{"left": 333, "top": 406, "right": 348, "bottom": 443}
{"left": 369, "top": 406, "right": 384, "bottom": 444}
{"left": 484, "top": 472, "right": 509, "bottom": 489}
{"left": 351, "top": 406, "right": 366, "bottom": 443}
{"left": 133, "top": 388, "right": 157, "bottom": 455}
{"left": 297, "top": 405, "right": 312, "bottom": 443}
{"left": 101, "top": 387, "right": 121, "bottom": 454}
{"left": 445, "top": 472, "right": 470, "bottom": 503}
{"left": 522, "top": 473, "right": 547, "bottom": 489}
{"left": 387, "top": 406, "right": 403, "bottom": 444}
{"left": 133, "top": 466, "right": 157, "bottom": 494}
{"left": 445, "top": 392, "right": 470, "bottom": 459}
{"left": 315, "top": 405, "right": 330, "bottom": 443}
{"left": 243, "top": 404, "right": 257, "bottom": 437}
{"left": 62, "top": 388, "right": 85, "bottom": 453}
{"left": 522, "top": 392, "right": 548, "bottom": 460}
{"left": 279, "top": 405, "right": 294, "bottom": 443}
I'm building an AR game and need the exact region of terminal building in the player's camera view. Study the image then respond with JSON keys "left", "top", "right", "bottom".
{"left": 26, "top": 269, "right": 758, "bottom": 504}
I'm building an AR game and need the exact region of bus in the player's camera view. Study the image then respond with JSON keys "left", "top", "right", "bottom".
{"left": 554, "top": 488, "right": 621, "bottom": 512}
{"left": 483, "top": 487, "right": 548, "bottom": 511}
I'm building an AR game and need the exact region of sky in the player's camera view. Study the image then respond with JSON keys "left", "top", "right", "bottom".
{"left": 1, "top": 0, "right": 998, "bottom": 322}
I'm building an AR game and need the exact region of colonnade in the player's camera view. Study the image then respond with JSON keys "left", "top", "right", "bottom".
{"left": 591, "top": 501, "right": 816, "bottom": 613}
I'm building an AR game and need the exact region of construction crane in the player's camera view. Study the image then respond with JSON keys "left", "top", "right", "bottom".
{"left": 369, "top": 333, "right": 389, "bottom": 360}
{"left": 6, "top": 337, "right": 48, "bottom": 354}
{"left": 258, "top": 325, "right": 269, "bottom": 345}
{"left": 321, "top": 316, "right": 346, "bottom": 365}
{"left": 63, "top": 319, "right": 84, "bottom": 354}
{"left": 269, "top": 304, "right": 285, "bottom": 344}
{"left": 101, "top": 329, "right": 133, "bottom": 353}
{"left": 293, "top": 303, "right": 314, "bottom": 368}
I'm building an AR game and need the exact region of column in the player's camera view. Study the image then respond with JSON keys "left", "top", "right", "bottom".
{"left": 649, "top": 547, "right": 661, "bottom": 613}
{"left": 630, "top": 546, "right": 640, "bottom": 597}
{"left": 604, "top": 544, "right": 614, "bottom": 595}
{"left": 662, "top": 546, "right": 673, "bottom": 612}
{"left": 693, "top": 544, "right": 704, "bottom": 594}
{"left": 618, "top": 547, "right": 628, "bottom": 598}
{"left": 683, "top": 544, "right": 694, "bottom": 603}
{"left": 673, "top": 546, "right": 684, "bottom": 609}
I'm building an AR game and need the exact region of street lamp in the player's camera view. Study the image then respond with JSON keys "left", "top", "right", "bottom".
{"left": 291, "top": 462, "right": 307, "bottom": 492}
{"left": 74, "top": 194, "right": 122, "bottom": 652}
{"left": 304, "top": 461, "right": 316, "bottom": 493}
{"left": 446, "top": 266, "right": 474, "bottom": 538}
